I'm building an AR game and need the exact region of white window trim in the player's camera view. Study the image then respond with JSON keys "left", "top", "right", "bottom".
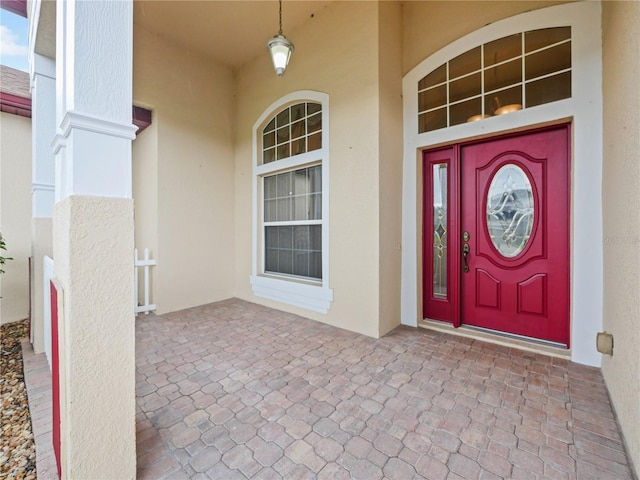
{"left": 250, "top": 90, "right": 333, "bottom": 313}
{"left": 401, "top": 2, "right": 603, "bottom": 367}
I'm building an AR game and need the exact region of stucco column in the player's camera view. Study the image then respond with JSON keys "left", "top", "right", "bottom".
{"left": 51, "top": 0, "right": 137, "bottom": 478}
{"left": 30, "top": 53, "right": 56, "bottom": 355}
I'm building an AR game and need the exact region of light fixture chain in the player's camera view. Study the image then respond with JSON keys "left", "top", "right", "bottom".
{"left": 267, "top": 0, "right": 293, "bottom": 76}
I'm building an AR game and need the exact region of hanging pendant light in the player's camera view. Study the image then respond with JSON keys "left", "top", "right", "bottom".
{"left": 267, "top": 0, "right": 294, "bottom": 76}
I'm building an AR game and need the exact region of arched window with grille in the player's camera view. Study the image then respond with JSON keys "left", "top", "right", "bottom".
{"left": 250, "top": 91, "right": 333, "bottom": 313}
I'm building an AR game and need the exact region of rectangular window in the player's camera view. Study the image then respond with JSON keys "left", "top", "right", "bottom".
{"left": 432, "top": 163, "right": 448, "bottom": 299}
{"left": 263, "top": 166, "right": 322, "bottom": 280}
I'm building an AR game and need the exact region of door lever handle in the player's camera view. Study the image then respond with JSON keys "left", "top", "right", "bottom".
{"left": 463, "top": 243, "right": 470, "bottom": 273}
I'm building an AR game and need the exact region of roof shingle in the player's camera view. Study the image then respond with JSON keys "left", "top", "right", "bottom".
{"left": 0, "top": 65, "right": 30, "bottom": 99}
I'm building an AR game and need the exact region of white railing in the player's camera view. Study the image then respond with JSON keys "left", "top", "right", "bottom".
{"left": 41, "top": 251, "right": 155, "bottom": 358}
{"left": 135, "top": 248, "right": 156, "bottom": 315}
{"left": 43, "top": 255, "right": 55, "bottom": 369}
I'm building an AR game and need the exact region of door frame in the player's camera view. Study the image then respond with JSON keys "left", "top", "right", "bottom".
{"left": 402, "top": 1, "right": 603, "bottom": 366}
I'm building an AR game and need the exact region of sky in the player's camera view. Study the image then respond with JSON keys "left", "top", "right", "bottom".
{"left": 0, "top": 8, "right": 29, "bottom": 72}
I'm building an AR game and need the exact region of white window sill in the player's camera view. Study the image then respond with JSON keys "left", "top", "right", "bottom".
{"left": 250, "top": 275, "right": 333, "bottom": 314}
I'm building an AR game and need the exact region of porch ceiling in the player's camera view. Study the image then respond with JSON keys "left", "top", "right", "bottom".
{"left": 133, "top": 1, "right": 332, "bottom": 70}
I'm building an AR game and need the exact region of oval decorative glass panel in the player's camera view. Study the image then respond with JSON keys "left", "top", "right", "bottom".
{"left": 486, "top": 164, "right": 534, "bottom": 257}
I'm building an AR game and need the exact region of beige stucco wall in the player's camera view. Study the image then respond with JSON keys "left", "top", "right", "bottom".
{"left": 234, "top": 2, "right": 385, "bottom": 337}
{"left": 0, "top": 112, "right": 31, "bottom": 325}
{"left": 53, "top": 195, "right": 136, "bottom": 478}
{"left": 602, "top": 0, "right": 640, "bottom": 473}
{"left": 401, "top": 1, "right": 569, "bottom": 74}
{"left": 133, "top": 27, "right": 236, "bottom": 314}
{"left": 378, "top": 2, "right": 403, "bottom": 337}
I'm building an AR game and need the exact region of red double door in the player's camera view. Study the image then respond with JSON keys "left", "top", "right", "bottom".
{"left": 423, "top": 126, "right": 570, "bottom": 346}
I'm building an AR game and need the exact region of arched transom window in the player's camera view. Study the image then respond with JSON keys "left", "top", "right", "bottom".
{"left": 418, "top": 27, "right": 571, "bottom": 133}
{"left": 262, "top": 102, "right": 322, "bottom": 164}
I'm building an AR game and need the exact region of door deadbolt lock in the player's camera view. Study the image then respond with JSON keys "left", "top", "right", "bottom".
{"left": 463, "top": 231, "right": 470, "bottom": 242}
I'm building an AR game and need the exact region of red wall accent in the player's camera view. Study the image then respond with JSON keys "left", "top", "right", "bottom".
{"left": 50, "top": 281, "right": 61, "bottom": 479}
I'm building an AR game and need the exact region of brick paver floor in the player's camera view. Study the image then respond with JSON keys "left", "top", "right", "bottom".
{"left": 20, "top": 298, "right": 634, "bottom": 479}
{"left": 134, "top": 299, "right": 634, "bottom": 479}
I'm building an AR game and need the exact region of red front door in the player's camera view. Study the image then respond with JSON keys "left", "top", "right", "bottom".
{"left": 460, "top": 127, "right": 569, "bottom": 344}
{"left": 422, "top": 126, "right": 570, "bottom": 346}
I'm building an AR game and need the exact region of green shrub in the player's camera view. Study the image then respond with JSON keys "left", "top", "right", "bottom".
{"left": 0, "top": 232, "right": 13, "bottom": 275}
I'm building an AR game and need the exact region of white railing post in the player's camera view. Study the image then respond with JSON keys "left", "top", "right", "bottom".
{"left": 134, "top": 247, "right": 156, "bottom": 315}
{"left": 143, "top": 248, "right": 150, "bottom": 311}
{"left": 134, "top": 248, "right": 139, "bottom": 313}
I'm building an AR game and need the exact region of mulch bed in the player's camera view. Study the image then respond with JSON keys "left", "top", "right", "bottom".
{"left": 1, "top": 319, "right": 36, "bottom": 479}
